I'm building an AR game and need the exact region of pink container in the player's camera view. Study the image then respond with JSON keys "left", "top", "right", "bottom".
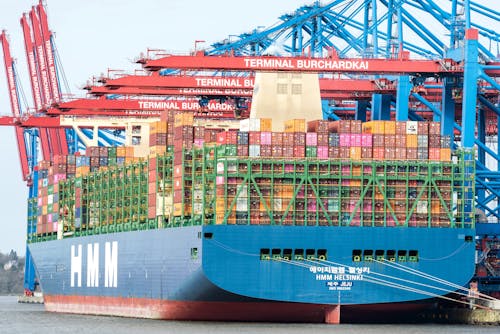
{"left": 339, "top": 133, "right": 351, "bottom": 147}
{"left": 317, "top": 146, "right": 329, "bottom": 159}
{"left": 350, "top": 134, "right": 362, "bottom": 147}
{"left": 361, "top": 134, "right": 373, "bottom": 147}
{"left": 386, "top": 215, "right": 396, "bottom": 227}
{"left": 216, "top": 176, "right": 225, "bottom": 185}
{"left": 306, "top": 132, "right": 318, "bottom": 146}
{"left": 260, "top": 132, "right": 272, "bottom": 145}
{"left": 193, "top": 138, "right": 205, "bottom": 147}
{"left": 307, "top": 202, "right": 317, "bottom": 211}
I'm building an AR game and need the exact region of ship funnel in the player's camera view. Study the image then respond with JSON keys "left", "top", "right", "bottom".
{"left": 249, "top": 72, "right": 323, "bottom": 131}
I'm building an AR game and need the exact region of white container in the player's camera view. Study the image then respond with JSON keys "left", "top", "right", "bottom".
{"left": 406, "top": 121, "right": 418, "bottom": 135}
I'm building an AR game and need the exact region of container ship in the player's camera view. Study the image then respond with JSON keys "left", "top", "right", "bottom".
{"left": 27, "top": 110, "right": 477, "bottom": 323}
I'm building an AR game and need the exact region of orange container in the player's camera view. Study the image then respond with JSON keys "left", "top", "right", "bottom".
{"left": 429, "top": 148, "right": 441, "bottom": 161}
{"left": 440, "top": 148, "right": 451, "bottom": 161}
{"left": 406, "top": 134, "right": 418, "bottom": 148}
{"left": 384, "top": 121, "right": 396, "bottom": 134}
{"left": 372, "top": 147, "right": 384, "bottom": 160}
{"left": 260, "top": 118, "right": 273, "bottom": 132}
{"left": 284, "top": 119, "right": 306, "bottom": 133}
{"left": 362, "top": 120, "right": 385, "bottom": 134}
{"left": 350, "top": 147, "right": 361, "bottom": 160}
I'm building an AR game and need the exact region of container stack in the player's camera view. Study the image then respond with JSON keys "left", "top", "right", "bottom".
{"left": 149, "top": 120, "right": 168, "bottom": 155}
{"left": 33, "top": 115, "right": 470, "bottom": 238}
{"left": 173, "top": 111, "right": 194, "bottom": 217}
{"left": 36, "top": 160, "right": 60, "bottom": 236}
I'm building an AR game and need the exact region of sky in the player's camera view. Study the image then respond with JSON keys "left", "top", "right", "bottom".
{"left": 0, "top": 0, "right": 311, "bottom": 255}
{"left": 0, "top": 1, "right": 499, "bottom": 255}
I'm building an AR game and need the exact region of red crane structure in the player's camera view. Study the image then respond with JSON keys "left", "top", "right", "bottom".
{"left": 0, "top": 31, "right": 31, "bottom": 181}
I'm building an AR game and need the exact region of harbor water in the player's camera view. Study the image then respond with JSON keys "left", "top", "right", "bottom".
{"left": 0, "top": 296, "right": 498, "bottom": 334}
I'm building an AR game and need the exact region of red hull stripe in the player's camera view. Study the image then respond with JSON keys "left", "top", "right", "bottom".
{"left": 44, "top": 295, "right": 340, "bottom": 323}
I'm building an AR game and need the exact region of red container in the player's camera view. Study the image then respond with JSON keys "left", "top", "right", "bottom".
{"left": 407, "top": 148, "right": 418, "bottom": 159}
{"left": 385, "top": 134, "right": 396, "bottom": 147}
{"left": 249, "top": 131, "right": 261, "bottom": 145}
{"left": 317, "top": 133, "right": 329, "bottom": 146}
{"left": 272, "top": 145, "right": 283, "bottom": 157}
{"left": 395, "top": 121, "right": 406, "bottom": 135}
{"left": 372, "top": 147, "right": 384, "bottom": 160}
{"left": 330, "top": 120, "right": 351, "bottom": 133}
{"left": 372, "top": 134, "right": 385, "bottom": 147}
{"left": 271, "top": 132, "right": 283, "bottom": 146}
{"left": 194, "top": 126, "right": 205, "bottom": 139}
{"left": 361, "top": 147, "right": 373, "bottom": 159}
{"left": 428, "top": 134, "right": 441, "bottom": 148}
{"left": 293, "top": 145, "right": 305, "bottom": 157}
{"left": 283, "top": 145, "right": 294, "bottom": 157}
{"left": 307, "top": 120, "right": 330, "bottom": 133}
{"left": 328, "top": 147, "right": 339, "bottom": 158}
{"left": 283, "top": 132, "right": 294, "bottom": 146}
{"left": 417, "top": 122, "right": 429, "bottom": 135}
{"left": 293, "top": 132, "right": 306, "bottom": 145}
{"left": 237, "top": 145, "right": 249, "bottom": 157}
{"left": 395, "top": 147, "right": 406, "bottom": 159}
{"left": 428, "top": 121, "right": 441, "bottom": 135}
{"left": 384, "top": 147, "right": 396, "bottom": 160}
{"left": 429, "top": 148, "right": 441, "bottom": 161}
{"left": 260, "top": 145, "right": 272, "bottom": 157}
{"left": 361, "top": 134, "right": 372, "bottom": 147}
{"left": 396, "top": 135, "right": 406, "bottom": 148}
{"left": 148, "top": 193, "right": 157, "bottom": 206}
{"left": 350, "top": 120, "right": 362, "bottom": 134}
{"left": 339, "top": 147, "right": 350, "bottom": 159}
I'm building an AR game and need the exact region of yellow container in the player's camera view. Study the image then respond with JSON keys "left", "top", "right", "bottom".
{"left": 362, "top": 120, "right": 385, "bottom": 134}
{"left": 383, "top": 121, "right": 396, "bottom": 134}
{"left": 284, "top": 119, "right": 306, "bottom": 133}
{"left": 260, "top": 118, "right": 273, "bottom": 132}
{"left": 350, "top": 147, "right": 362, "bottom": 160}
{"left": 406, "top": 134, "right": 418, "bottom": 148}
{"left": 440, "top": 148, "right": 451, "bottom": 161}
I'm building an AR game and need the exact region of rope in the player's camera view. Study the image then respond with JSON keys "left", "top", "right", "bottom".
{"left": 205, "top": 238, "right": 498, "bottom": 308}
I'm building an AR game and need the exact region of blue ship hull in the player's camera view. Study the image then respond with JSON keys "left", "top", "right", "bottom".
{"left": 28, "top": 225, "right": 476, "bottom": 322}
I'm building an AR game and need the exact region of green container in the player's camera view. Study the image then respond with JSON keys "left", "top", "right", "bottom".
{"left": 108, "top": 146, "right": 117, "bottom": 158}
{"left": 306, "top": 146, "right": 317, "bottom": 157}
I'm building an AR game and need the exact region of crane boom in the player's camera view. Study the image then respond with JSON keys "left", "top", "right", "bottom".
{"left": 37, "top": 1, "right": 60, "bottom": 102}
{"left": 29, "top": 7, "right": 52, "bottom": 106}
{"left": 1, "top": 31, "right": 30, "bottom": 181}
{"left": 20, "top": 14, "right": 43, "bottom": 111}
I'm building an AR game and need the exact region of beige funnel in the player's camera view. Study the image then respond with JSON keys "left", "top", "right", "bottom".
{"left": 249, "top": 72, "right": 323, "bottom": 132}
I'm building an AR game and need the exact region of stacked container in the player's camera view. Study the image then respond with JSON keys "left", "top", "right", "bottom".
{"left": 173, "top": 111, "right": 194, "bottom": 217}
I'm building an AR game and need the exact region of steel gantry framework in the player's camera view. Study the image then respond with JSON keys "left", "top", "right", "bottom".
{"left": 0, "top": 1, "right": 500, "bottom": 293}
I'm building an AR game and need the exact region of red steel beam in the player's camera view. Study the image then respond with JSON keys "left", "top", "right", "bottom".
{"left": 141, "top": 53, "right": 462, "bottom": 75}
{"left": 21, "top": 14, "right": 43, "bottom": 110}
{"left": 38, "top": 127, "right": 51, "bottom": 160}
{"left": 37, "top": 1, "right": 60, "bottom": 102}
{"left": 96, "top": 74, "right": 396, "bottom": 93}
{"left": 1, "top": 31, "right": 30, "bottom": 180}
{"left": 29, "top": 7, "right": 52, "bottom": 106}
